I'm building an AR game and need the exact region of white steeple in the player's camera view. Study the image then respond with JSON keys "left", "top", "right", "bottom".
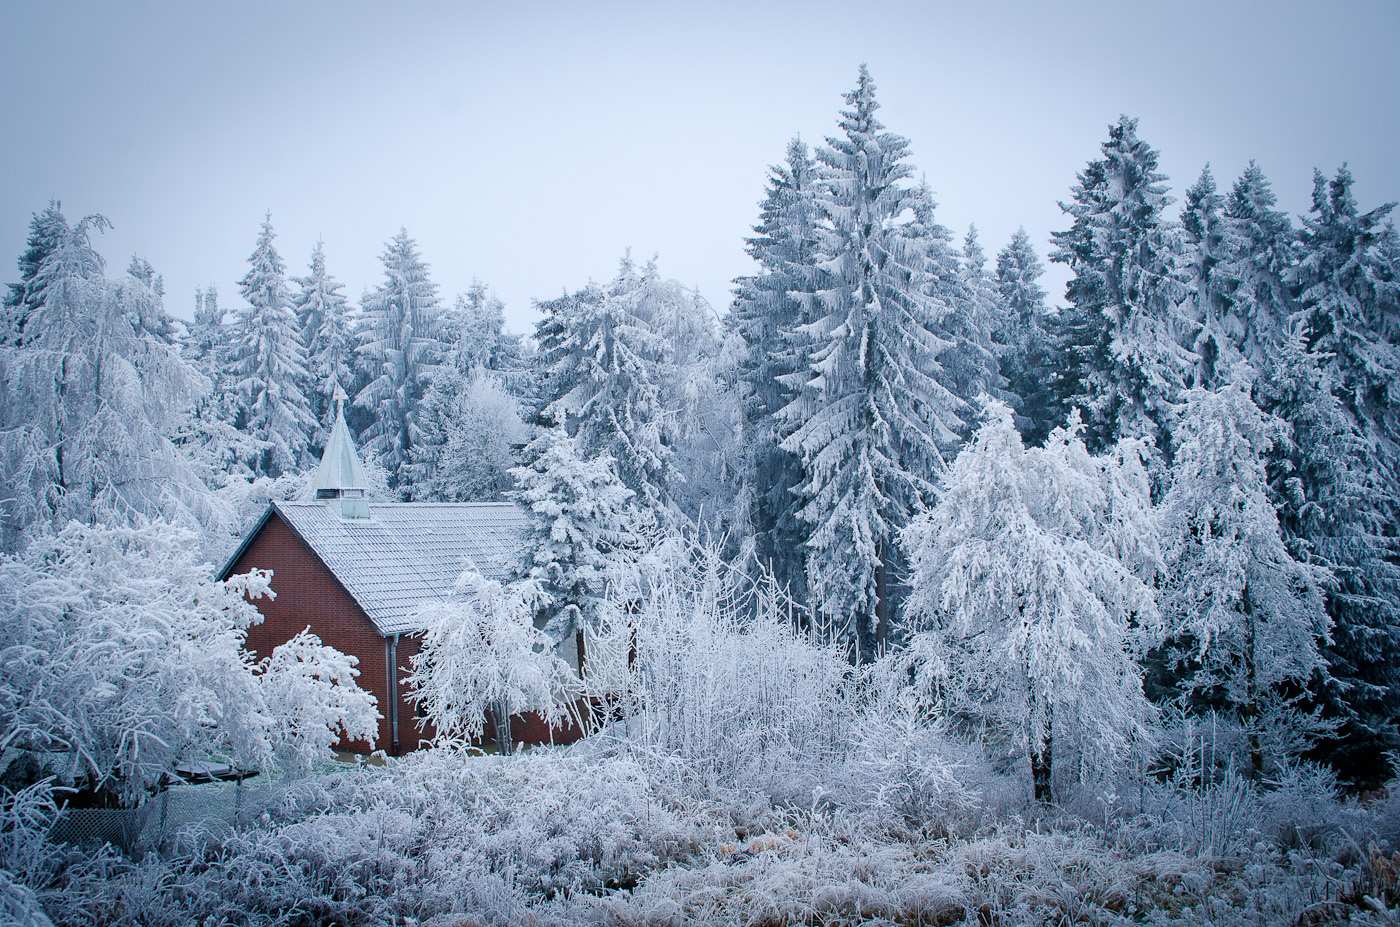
{"left": 313, "top": 384, "right": 371, "bottom": 520}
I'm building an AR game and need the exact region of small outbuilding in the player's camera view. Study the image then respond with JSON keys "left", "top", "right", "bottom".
{"left": 220, "top": 390, "right": 585, "bottom": 754}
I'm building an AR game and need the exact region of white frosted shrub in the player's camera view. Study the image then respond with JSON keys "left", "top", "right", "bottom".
{"left": 605, "top": 537, "right": 860, "bottom": 787}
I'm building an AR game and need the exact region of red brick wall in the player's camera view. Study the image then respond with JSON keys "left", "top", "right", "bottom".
{"left": 231, "top": 512, "right": 393, "bottom": 754}
{"left": 395, "top": 632, "right": 436, "bottom": 750}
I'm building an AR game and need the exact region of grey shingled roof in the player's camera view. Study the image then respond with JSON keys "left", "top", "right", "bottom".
{"left": 274, "top": 501, "right": 529, "bottom": 636}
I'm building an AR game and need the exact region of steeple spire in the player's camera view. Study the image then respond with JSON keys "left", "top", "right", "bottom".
{"left": 313, "top": 382, "right": 371, "bottom": 520}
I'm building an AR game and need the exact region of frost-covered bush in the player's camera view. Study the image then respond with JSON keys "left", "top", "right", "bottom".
{"left": 606, "top": 538, "right": 860, "bottom": 788}
{"left": 23, "top": 740, "right": 1400, "bottom": 927}
{"left": 0, "top": 521, "right": 271, "bottom": 804}
{"left": 0, "top": 520, "right": 380, "bottom": 805}
{"left": 0, "top": 780, "right": 60, "bottom": 925}
{"left": 38, "top": 749, "right": 725, "bottom": 926}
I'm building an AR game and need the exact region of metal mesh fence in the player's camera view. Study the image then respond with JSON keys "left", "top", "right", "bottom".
{"left": 50, "top": 775, "right": 277, "bottom": 855}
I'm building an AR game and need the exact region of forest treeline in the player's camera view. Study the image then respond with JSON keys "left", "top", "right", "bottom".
{"left": 1, "top": 66, "right": 1397, "bottom": 794}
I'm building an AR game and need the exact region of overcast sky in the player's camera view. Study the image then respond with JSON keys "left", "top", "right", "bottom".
{"left": 3, "top": 1, "right": 1397, "bottom": 335}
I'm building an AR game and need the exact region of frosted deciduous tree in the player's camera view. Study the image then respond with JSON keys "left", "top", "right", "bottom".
{"left": 901, "top": 403, "right": 1158, "bottom": 802}
{"left": 355, "top": 228, "right": 448, "bottom": 496}
{"left": 0, "top": 213, "right": 214, "bottom": 552}
{"left": 259, "top": 628, "right": 380, "bottom": 777}
{"left": 508, "top": 426, "right": 644, "bottom": 647}
{"left": 230, "top": 214, "right": 316, "bottom": 475}
{"left": 414, "top": 371, "right": 529, "bottom": 502}
{"left": 1160, "top": 384, "right": 1331, "bottom": 774}
{"left": 1049, "top": 116, "right": 1191, "bottom": 454}
{"left": 779, "top": 66, "right": 962, "bottom": 660}
{"left": 0, "top": 521, "right": 380, "bottom": 800}
{"left": 0, "top": 522, "right": 271, "bottom": 804}
{"left": 407, "top": 573, "right": 583, "bottom": 751}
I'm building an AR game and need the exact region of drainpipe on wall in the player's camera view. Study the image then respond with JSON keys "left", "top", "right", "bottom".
{"left": 387, "top": 634, "right": 400, "bottom": 756}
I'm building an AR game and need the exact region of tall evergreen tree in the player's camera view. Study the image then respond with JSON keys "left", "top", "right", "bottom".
{"left": 1049, "top": 116, "right": 1191, "bottom": 456}
{"left": 1220, "top": 162, "right": 1298, "bottom": 375}
{"left": 536, "top": 259, "right": 677, "bottom": 515}
{"left": 1159, "top": 384, "right": 1332, "bottom": 775}
{"left": 1180, "top": 165, "right": 1242, "bottom": 388}
{"left": 230, "top": 214, "right": 316, "bottom": 476}
{"left": 445, "top": 280, "right": 525, "bottom": 379}
{"left": 3, "top": 201, "right": 69, "bottom": 346}
{"left": 946, "top": 221, "right": 1008, "bottom": 411}
{"left": 1264, "top": 331, "right": 1400, "bottom": 783}
{"left": 1294, "top": 166, "right": 1400, "bottom": 460}
{"left": 779, "top": 66, "right": 963, "bottom": 661}
{"left": 354, "top": 228, "right": 447, "bottom": 497}
{"left": 292, "top": 239, "right": 356, "bottom": 450}
{"left": 729, "top": 137, "right": 821, "bottom": 594}
{"left": 508, "top": 426, "right": 646, "bottom": 650}
{"left": 995, "top": 226, "right": 1055, "bottom": 444}
{"left": 1284, "top": 167, "right": 1400, "bottom": 781}
{"left": 0, "top": 212, "right": 213, "bottom": 551}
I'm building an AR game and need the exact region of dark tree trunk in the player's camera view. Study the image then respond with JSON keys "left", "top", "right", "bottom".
{"left": 1032, "top": 701, "right": 1054, "bottom": 804}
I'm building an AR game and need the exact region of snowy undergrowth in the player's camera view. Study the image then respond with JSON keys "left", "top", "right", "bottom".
{"left": 14, "top": 744, "right": 1400, "bottom": 926}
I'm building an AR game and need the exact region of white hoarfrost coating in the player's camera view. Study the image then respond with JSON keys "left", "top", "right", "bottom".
{"left": 312, "top": 384, "right": 371, "bottom": 520}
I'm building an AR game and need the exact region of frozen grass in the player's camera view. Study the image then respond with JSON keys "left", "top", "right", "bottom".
{"left": 5, "top": 742, "right": 1400, "bottom": 926}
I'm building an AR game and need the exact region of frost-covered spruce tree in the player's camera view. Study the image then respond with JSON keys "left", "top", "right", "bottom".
{"left": 1180, "top": 165, "right": 1246, "bottom": 389}
{"left": 1265, "top": 329, "right": 1400, "bottom": 782}
{"left": 292, "top": 238, "right": 356, "bottom": 449}
{"left": 0, "top": 212, "right": 215, "bottom": 552}
{"left": 901, "top": 403, "right": 1158, "bottom": 803}
{"left": 901, "top": 184, "right": 993, "bottom": 432}
{"left": 230, "top": 214, "right": 316, "bottom": 476}
{"left": 508, "top": 426, "right": 645, "bottom": 650}
{"left": 1294, "top": 165, "right": 1400, "bottom": 467}
{"left": 412, "top": 282, "right": 527, "bottom": 498}
{"left": 445, "top": 279, "right": 526, "bottom": 379}
{"left": 186, "top": 284, "right": 228, "bottom": 380}
{"left": 2, "top": 200, "right": 68, "bottom": 347}
{"left": 1049, "top": 116, "right": 1191, "bottom": 455}
{"left": 996, "top": 226, "right": 1056, "bottom": 444}
{"left": 536, "top": 258, "right": 677, "bottom": 515}
{"left": 354, "top": 228, "right": 448, "bottom": 497}
{"left": 779, "top": 66, "right": 963, "bottom": 661}
{"left": 729, "top": 137, "right": 821, "bottom": 590}
{"left": 1220, "top": 162, "right": 1299, "bottom": 376}
{"left": 945, "top": 222, "right": 1007, "bottom": 408}
{"left": 1159, "top": 384, "right": 1331, "bottom": 775}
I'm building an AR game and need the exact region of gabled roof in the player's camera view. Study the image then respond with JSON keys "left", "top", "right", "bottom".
{"left": 225, "top": 501, "right": 529, "bottom": 636}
